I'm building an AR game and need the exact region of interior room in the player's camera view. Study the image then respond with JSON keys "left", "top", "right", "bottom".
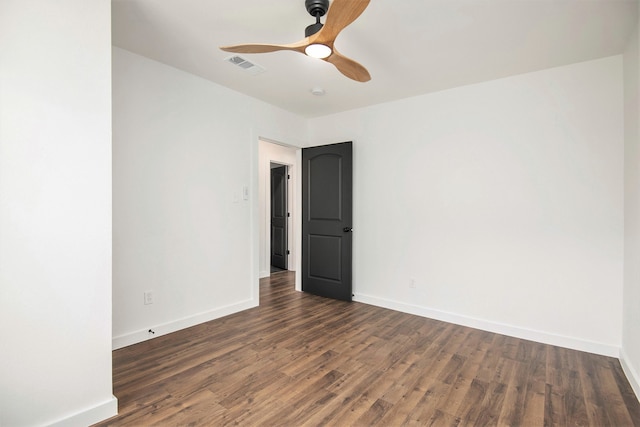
{"left": 2, "top": 0, "right": 640, "bottom": 425}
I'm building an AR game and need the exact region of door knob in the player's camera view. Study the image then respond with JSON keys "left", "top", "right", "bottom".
{"left": 343, "top": 227, "right": 353, "bottom": 233}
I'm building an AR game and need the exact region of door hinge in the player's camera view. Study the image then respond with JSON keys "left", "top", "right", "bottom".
{"left": 287, "top": 174, "right": 291, "bottom": 179}
{"left": 287, "top": 250, "right": 290, "bottom": 255}
{"left": 287, "top": 212, "right": 290, "bottom": 217}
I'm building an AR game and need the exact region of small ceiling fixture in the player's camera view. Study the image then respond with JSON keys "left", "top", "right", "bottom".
{"left": 310, "top": 87, "right": 326, "bottom": 96}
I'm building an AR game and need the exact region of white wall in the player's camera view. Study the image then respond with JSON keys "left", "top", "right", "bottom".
{"left": 0, "top": 1, "right": 116, "bottom": 426}
{"left": 623, "top": 9, "right": 640, "bottom": 399}
{"left": 258, "top": 140, "right": 299, "bottom": 278}
{"left": 309, "top": 56, "right": 624, "bottom": 356}
{"left": 112, "top": 48, "right": 307, "bottom": 348}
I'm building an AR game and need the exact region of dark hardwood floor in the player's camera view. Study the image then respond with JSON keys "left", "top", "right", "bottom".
{"left": 95, "top": 271, "right": 640, "bottom": 426}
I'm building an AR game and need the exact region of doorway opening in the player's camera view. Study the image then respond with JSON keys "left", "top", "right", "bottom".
{"left": 258, "top": 139, "right": 299, "bottom": 288}
{"left": 270, "top": 163, "right": 288, "bottom": 273}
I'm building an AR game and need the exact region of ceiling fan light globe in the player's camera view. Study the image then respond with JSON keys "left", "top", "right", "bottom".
{"left": 305, "top": 44, "right": 332, "bottom": 59}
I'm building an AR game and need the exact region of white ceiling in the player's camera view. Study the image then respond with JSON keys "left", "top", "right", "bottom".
{"left": 112, "top": 0, "right": 638, "bottom": 118}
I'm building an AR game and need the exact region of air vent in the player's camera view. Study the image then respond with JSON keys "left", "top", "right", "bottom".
{"left": 224, "top": 55, "right": 265, "bottom": 75}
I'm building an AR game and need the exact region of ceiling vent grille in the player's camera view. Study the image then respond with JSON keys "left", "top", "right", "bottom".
{"left": 224, "top": 55, "right": 265, "bottom": 75}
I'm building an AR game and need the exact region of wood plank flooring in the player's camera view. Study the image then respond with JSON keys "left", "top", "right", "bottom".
{"left": 95, "top": 271, "right": 640, "bottom": 426}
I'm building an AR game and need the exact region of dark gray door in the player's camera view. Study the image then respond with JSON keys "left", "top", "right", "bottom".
{"left": 302, "top": 142, "right": 353, "bottom": 301}
{"left": 270, "top": 165, "right": 288, "bottom": 270}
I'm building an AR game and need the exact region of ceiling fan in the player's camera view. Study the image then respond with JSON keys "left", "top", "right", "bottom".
{"left": 220, "top": 0, "right": 371, "bottom": 82}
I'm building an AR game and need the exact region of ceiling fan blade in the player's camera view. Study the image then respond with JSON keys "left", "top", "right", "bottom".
{"left": 314, "top": 0, "right": 370, "bottom": 44}
{"left": 220, "top": 39, "right": 308, "bottom": 54}
{"left": 325, "top": 48, "right": 370, "bottom": 82}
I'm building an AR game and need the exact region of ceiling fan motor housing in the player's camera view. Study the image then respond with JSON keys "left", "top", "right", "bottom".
{"left": 304, "top": 0, "right": 329, "bottom": 37}
{"left": 305, "top": 22, "right": 323, "bottom": 37}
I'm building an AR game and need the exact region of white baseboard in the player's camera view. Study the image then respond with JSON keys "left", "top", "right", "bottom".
{"left": 353, "top": 293, "right": 619, "bottom": 357}
{"left": 48, "top": 395, "right": 117, "bottom": 427}
{"left": 259, "top": 270, "right": 270, "bottom": 279}
{"left": 620, "top": 347, "right": 640, "bottom": 401}
{"left": 112, "top": 299, "right": 257, "bottom": 350}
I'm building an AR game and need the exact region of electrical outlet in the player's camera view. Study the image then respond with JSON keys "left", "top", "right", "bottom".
{"left": 409, "top": 278, "right": 416, "bottom": 289}
{"left": 144, "top": 291, "right": 153, "bottom": 305}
